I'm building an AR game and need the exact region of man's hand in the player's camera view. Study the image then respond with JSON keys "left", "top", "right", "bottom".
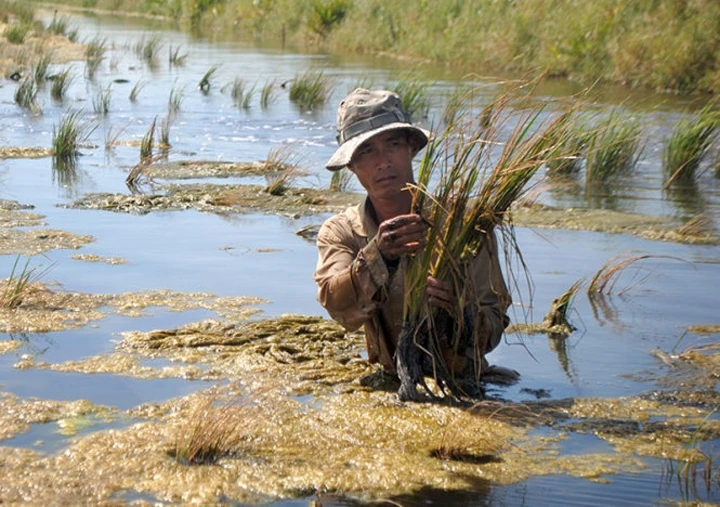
{"left": 377, "top": 214, "right": 428, "bottom": 261}
{"left": 426, "top": 276, "right": 455, "bottom": 313}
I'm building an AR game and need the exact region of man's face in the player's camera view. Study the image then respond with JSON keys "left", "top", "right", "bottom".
{"left": 348, "top": 130, "right": 415, "bottom": 201}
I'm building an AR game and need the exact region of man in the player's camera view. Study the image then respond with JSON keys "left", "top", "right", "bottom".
{"left": 313, "top": 88, "right": 516, "bottom": 398}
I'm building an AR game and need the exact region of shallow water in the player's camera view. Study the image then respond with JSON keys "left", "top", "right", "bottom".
{"left": 1, "top": 9, "right": 719, "bottom": 506}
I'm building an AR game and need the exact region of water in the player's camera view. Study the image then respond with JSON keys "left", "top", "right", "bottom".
{"left": 1, "top": 9, "right": 719, "bottom": 506}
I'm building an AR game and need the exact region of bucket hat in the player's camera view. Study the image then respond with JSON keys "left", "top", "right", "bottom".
{"left": 325, "top": 88, "right": 430, "bottom": 171}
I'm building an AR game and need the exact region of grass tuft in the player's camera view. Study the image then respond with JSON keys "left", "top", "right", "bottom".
{"left": 260, "top": 79, "right": 276, "bottom": 110}
{"left": 168, "top": 44, "right": 188, "bottom": 67}
{"left": 394, "top": 75, "right": 431, "bottom": 119}
{"left": 14, "top": 76, "right": 40, "bottom": 114}
{"left": 263, "top": 145, "right": 302, "bottom": 196}
{"left": 134, "top": 33, "right": 163, "bottom": 67}
{"left": 198, "top": 64, "right": 221, "bottom": 94}
{"left": 171, "top": 393, "right": 254, "bottom": 466}
{"left": 663, "top": 104, "right": 720, "bottom": 189}
{"left": 584, "top": 110, "right": 644, "bottom": 185}
{"left": 168, "top": 86, "right": 184, "bottom": 115}
{"left": 92, "top": 84, "right": 112, "bottom": 116}
{"left": 52, "top": 109, "right": 96, "bottom": 163}
{"left": 0, "top": 256, "right": 53, "bottom": 309}
{"left": 129, "top": 80, "right": 146, "bottom": 102}
{"left": 3, "top": 23, "right": 30, "bottom": 44}
{"left": 50, "top": 68, "right": 73, "bottom": 102}
{"left": 289, "top": 69, "right": 332, "bottom": 111}
{"left": 140, "top": 116, "right": 157, "bottom": 162}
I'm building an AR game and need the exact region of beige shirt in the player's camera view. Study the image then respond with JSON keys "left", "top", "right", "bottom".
{"left": 314, "top": 197, "right": 511, "bottom": 372}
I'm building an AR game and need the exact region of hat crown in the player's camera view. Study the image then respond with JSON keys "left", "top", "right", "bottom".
{"left": 336, "top": 89, "right": 410, "bottom": 144}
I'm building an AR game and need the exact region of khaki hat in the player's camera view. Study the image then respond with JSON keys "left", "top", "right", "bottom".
{"left": 325, "top": 88, "right": 430, "bottom": 171}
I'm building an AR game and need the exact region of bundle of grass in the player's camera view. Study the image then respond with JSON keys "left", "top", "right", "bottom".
{"left": 171, "top": 393, "right": 254, "bottom": 466}
{"left": 397, "top": 90, "right": 576, "bottom": 402}
{"left": 47, "top": 12, "right": 72, "bottom": 36}
{"left": 50, "top": 68, "right": 73, "bottom": 102}
{"left": 14, "top": 76, "right": 40, "bottom": 114}
{"left": 289, "top": 69, "right": 332, "bottom": 111}
{"left": 584, "top": 109, "right": 643, "bottom": 185}
{"left": 198, "top": 64, "right": 220, "bottom": 94}
{"left": 441, "top": 84, "right": 474, "bottom": 126}
{"left": 52, "top": 109, "right": 96, "bottom": 164}
{"left": 663, "top": 104, "right": 720, "bottom": 189}
{"left": 263, "top": 145, "right": 301, "bottom": 196}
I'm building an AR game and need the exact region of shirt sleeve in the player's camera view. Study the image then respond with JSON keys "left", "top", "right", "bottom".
{"left": 313, "top": 214, "right": 393, "bottom": 332}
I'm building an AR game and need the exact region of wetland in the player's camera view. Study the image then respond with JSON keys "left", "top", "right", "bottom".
{"left": 0, "top": 4, "right": 719, "bottom": 506}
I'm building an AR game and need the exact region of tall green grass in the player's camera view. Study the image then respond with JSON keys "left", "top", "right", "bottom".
{"left": 289, "top": 69, "right": 332, "bottom": 111}
{"left": 260, "top": 79, "right": 276, "bottom": 110}
{"left": 50, "top": 68, "right": 73, "bottom": 102}
{"left": 393, "top": 75, "right": 431, "bottom": 120}
{"left": 663, "top": 104, "right": 720, "bottom": 189}
{"left": 0, "top": 255, "right": 52, "bottom": 309}
{"left": 134, "top": 33, "right": 163, "bottom": 67}
{"left": 92, "top": 84, "right": 112, "bottom": 115}
{"left": 52, "top": 110, "right": 96, "bottom": 163}
{"left": 584, "top": 110, "right": 644, "bottom": 185}
{"left": 198, "top": 64, "right": 220, "bottom": 94}
{"left": 14, "top": 76, "right": 40, "bottom": 114}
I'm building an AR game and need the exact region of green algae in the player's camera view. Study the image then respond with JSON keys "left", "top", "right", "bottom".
{"left": 1, "top": 313, "right": 719, "bottom": 503}
{"left": 0, "top": 284, "right": 265, "bottom": 334}
{"left": 71, "top": 253, "right": 128, "bottom": 264}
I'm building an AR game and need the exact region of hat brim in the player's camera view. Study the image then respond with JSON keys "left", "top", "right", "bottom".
{"left": 325, "top": 123, "right": 431, "bottom": 171}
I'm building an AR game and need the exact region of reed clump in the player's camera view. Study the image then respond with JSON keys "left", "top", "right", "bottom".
{"left": 52, "top": 110, "right": 96, "bottom": 163}
{"left": 329, "top": 167, "right": 353, "bottom": 192}
{"left": 92, "top": 84, "right": 112, "bottom": 116}
{"left": 14, "top": 76, "right": 40, "bottom": 114}
{"left": 584, "top": 110, "right": 644, "bottom": 185}
{"left": 198, "top": 64, "right": 220, "bottom": 94}
{"left": 1, "top": 256, "right": 53, "bottom": 309}
{"left": 263, "top": 145, "right": 302, "bottom": 196}
{"left": 397, "top": 89, "right": 576, "bottom": 401}
{"left": 289, "top": 69, "right": 332, "bottom": 111}
{"left": 260, "top": 79, "right": 276, "bottom": 109}
{"left": 168, "top": 44, "right": 188, "bottom": 67}
{"left": 663, "top": 104, "right": 720, "bottom": 189}
{"left": 172, "top": 393, "right": 254, "bottom": 466}
{"left": 140, "top": 116, "right": 157, "bottom": 161}
{"left": 3, "top": 22, "right": 30, "bottom": 44}
{"left": 394, "top": 75, "right": 431, "bottom": 119}
{"left": 134, "top": 33, "right": 162, "bottom": 67}
{"left": 50, "top": 68, "right": 73, "bottom": 102}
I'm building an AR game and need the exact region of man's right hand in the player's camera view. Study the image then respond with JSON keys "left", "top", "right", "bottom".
{"left": 377, "top": 214, "right": 428, "bottom": 261}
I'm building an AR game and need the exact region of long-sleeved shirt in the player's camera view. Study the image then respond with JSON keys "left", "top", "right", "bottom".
{"left": 314, "top": 196, "right": 511, "bottom": 372}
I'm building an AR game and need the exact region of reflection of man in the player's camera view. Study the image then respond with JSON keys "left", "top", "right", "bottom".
{"left": 313, "top": 89, "right": 518, "bottom": 394}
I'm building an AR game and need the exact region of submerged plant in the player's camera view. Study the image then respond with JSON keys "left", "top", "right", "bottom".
{"left": 289, "top": 69, "right": 332, "bottom": 111}
{"left": 663, "top": 104, "right": 720, "bottom": 189}
{"left": 397, "top": 89, "right": 576, "bottom": 401}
